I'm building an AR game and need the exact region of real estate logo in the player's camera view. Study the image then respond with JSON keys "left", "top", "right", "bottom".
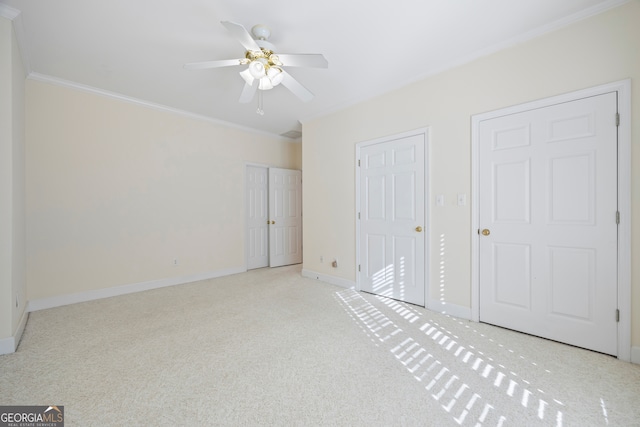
{"left": 0, "top": 406, "right": 64, "bottom": 427}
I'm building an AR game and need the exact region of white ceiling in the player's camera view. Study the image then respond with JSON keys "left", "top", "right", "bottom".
{"left": 0, "top": 0, "right": 628, "bottom": 138}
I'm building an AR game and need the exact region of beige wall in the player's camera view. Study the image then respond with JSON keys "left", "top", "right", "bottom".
{"left": 26, "top": 80, "right": 301, "bottom": 300}
{"left": 0, "top": 15, "right": 26, "bottom": 346}
{"left": 303, "top": 2, "right": 640, "bottom": 345}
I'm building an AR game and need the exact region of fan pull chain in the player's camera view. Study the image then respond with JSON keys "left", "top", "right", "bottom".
{"left": 256, "top": 90, "right": 265, "bottom": 116}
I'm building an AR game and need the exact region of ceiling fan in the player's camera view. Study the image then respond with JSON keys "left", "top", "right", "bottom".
{"left": 184, "top": 21, "right": 328, "bottom": 110}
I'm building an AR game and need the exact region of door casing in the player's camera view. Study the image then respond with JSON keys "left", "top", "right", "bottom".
{"left": 471, "top": 79, "right": 632, "bottom": 361}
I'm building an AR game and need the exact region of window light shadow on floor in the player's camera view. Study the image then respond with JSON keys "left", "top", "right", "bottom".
{"left": 334, "top": 289, "right": 569, "bottom": 426}
{"left": 439, "top": 233, "right": 447, "bottom": 308}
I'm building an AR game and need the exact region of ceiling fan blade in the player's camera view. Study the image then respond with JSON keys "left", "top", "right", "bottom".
{"left": 239, "top": 80, "right": 259, "bottom": 103}
{"left": 276, "top": 54, "right": 328, "bottom": 68}
{"left": 184, "top": 59, "right": 243, "bottom": 70}
{"left": 221, "top": 21, "right": 261, "bottom": 52}
{"left": 280, "top": 71, "right": 314, "bottom": 102}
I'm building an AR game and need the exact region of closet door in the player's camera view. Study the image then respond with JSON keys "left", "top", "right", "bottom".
{"left": 268, "top": 168, "right": 302, "bottom": 267}
{"left": 246, "top": 166, "right": 269, "bottom": 269}
{"left": 478, "top": 92, "right": 618, "bottom": 355}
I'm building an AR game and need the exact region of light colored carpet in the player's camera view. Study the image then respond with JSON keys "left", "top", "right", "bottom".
{"left": 1, "top": 265, "right": 639, "bottom": 426}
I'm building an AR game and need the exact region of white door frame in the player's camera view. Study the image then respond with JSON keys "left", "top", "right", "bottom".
{"left": 355, "top": 127, "right": 430, "bottom": 303}
{"left": 471, "top": 79, "right": 631, "bottom": 361}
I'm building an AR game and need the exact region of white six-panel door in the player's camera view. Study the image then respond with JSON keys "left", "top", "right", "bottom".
{"left": 359, "top": 133, "right": 426, "bottom": 306}
{"left": 268, "top": 168, "right": 302, "bottom": 267}
{"left": 478, "top": 92, "right": 618, "bottom": 355}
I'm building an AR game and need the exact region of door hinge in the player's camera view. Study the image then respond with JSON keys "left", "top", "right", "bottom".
{"left": 616, "top": 211, "right": 620, "bottom": 224}
{"left": 616, "top": 112, "right": 620, "bottom": 127}
{"left": 358, "top": 264, "right": 361, "bottom": 272}
{"left": 358, "top": 212, "right": 361, "bottom": 219}
{"left": 616, "top": 309, "right": 620, "bottom": 322}
{"left": 357, "top": 159, "right": 361, "bottom": 167}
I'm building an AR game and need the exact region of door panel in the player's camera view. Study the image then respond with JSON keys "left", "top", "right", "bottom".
{"left": 549, "top": 154, "right": 594, "bottom": 224}
{"left": 494, "top": 242, "right": 531, "bottom": 309}
{"left": 246, "top": 166, "right": 269, "bottom": 269}
{"left": 393, "top": 235, "right": 416, "bottom": 302}
{"left": 393, "top": 172, "right": 416, "bottom": 220}
{"left": 549, "top": 247, "right": 593, "bottom": 319}
{"left": 269, "top": 168, "right": 302, "bottom": 267}
{"left": 494, "top": 160, "right": 530, "bottom": 223}
{"left": 360, "top": 133, "right": 425, "bottom": 306}
{"left": 479, "top": 92, "right": 618, "bottom": 355}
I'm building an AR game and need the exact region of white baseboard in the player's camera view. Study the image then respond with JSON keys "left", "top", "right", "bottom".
{"left": 0, "top": 337, "right": 13, "bottom": 355}
{"left": 14, "top": 307, "right": 28, "bottom": 350}
{"left": 301, "top": 270, "right": 472, "bottom": 320}
{"left": 427, "top": 299, "right": 472, "bottom": 320}
{"left": 0, "top": 308, "right": 29, "bottom": 355}
{"left": 301, "top": 269, "right": 356, "bottom": 289}
{"left": 27, "top": 267, "right": 246, "bottom": 312}
{"left": 631, "top": 346, "right": 640, "bottom": 365}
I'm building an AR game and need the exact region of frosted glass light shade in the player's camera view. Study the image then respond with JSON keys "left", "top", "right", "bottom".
{"left": 259, "top": 76, "right": 273, "bottom": 90}
{"left": 267, "top": 67, "right": 284, "bottom": 86}
{"left": 249, "top": 60, "right": 266, "bottom": 78}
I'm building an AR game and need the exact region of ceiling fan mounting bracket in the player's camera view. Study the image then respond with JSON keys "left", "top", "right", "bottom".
{"left": 251, "top": 24, "right": 271, "bottom": 41}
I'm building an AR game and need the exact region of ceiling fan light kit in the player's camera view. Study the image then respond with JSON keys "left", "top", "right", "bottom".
{"left": 184, "top": 21, "right": 328, "bottom": 113}
{"left": 243, "top": 48, "right": 285, "bottom": 90}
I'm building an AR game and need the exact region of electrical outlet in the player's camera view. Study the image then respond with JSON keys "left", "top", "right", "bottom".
{"left": 173, "top": 259, "right": 178, "bottom": 266}
{"left": 320, "top": 255, "right": 324, "bottom": 263}
{"left": 436, "top": 195, "right": 444, "bottom": 207}
{"left": 457, "top": 193, "right": 466, "bottom": 206}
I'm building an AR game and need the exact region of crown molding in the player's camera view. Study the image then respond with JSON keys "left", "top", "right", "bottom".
{"left": 28, "top": 72, "right": 289, "bottom": 140}
{"left": 0, "top": 4, "right": 19, "bottom": 20}
{"left": 0, "top": 4, "right": 32, "bottom": 75}
{"left": 461, "top": 0, "right": 631, "bottom": 65}
{"left": 301, "top": 0, "right": 631, "bottom": 125}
